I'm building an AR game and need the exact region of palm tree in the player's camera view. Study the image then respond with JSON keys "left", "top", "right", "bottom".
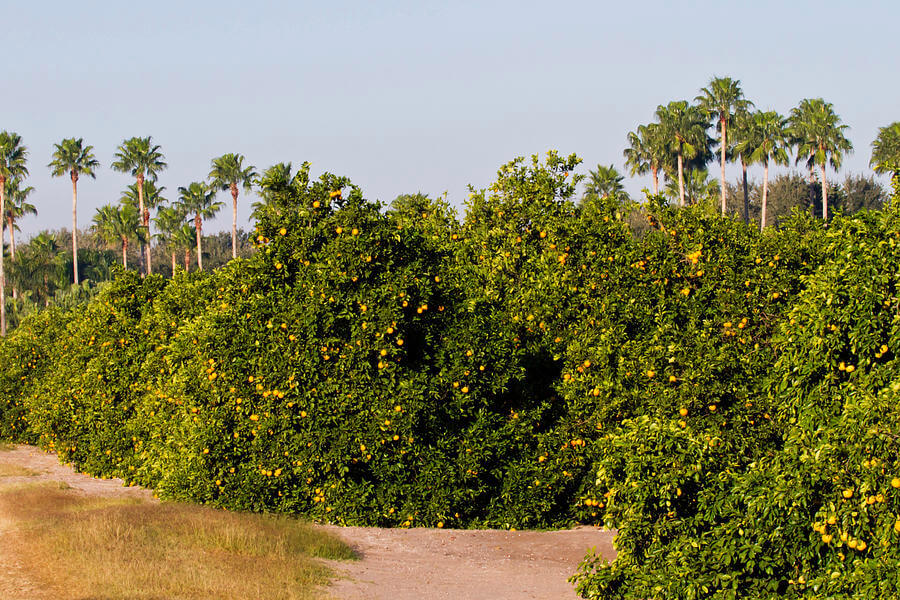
{"left": 10, "top": 233, "right": 60, "bottom": 307}
{"left": 788, "top": 99, "right": 853, "bottom": 220}
{"left": 177, "top": 182, "right": 222, "bottom": 271}
{"left": 49, "top": 138, "right": 99, "bottom": 285}
{"left": 121, "top": 179, "right": 167, "bottom": 213}
{"left": 209, "top": 153, "right": 257, "bottom": 260}
{"left": 154, "top": 204, "right": 188, "bottom": 274}
{"left": 730, "top": 110, "right": 761, "bottom": 223}
{"left": 92, "top": 204, "right": 141, "bottom": 267}
{"left": 870, "top": 122, "right": 900, "bottom": 183}
{"left": 746, "top": 111, "right": 791, "bottom": 231}
{"left": 624, "top": 123, "right": 666, "bottom": 195}
{"left": 664, "top": 168, "right": 718, "bottom": 208}
{"left": 172, "top": 223, "right": 197, "bottom": 272}
{"left": 121, "top": 179, "right": 167, "bottom": 271}
{"left": 583, "top": 164, "right": 629, "bottom": 202}
{"left": 111, "top": 137, "right": 167, "bottom": 275}
{"left": 4, "top": 178, "right": 36, "bottom": 302}
{"left": 0, "top": 132, "right": 29, "bottom": 336}
{"left": 4, "top": 178, "right": 36, "bottom": 260}
{"left": 696, "top": 77, "right": 754, "bottom": 216}
{"left": 655, "top": 101, "right": 711, "bottom": 207}
{"left": 252, "top": 162, "right": 295, "bottom": 217}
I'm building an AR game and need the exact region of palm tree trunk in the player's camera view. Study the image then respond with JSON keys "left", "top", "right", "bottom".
{"left": 8, "top": 216, "right": 16, "bottom": 301}
{"left": 742, "top": 160, "right": 749, "bottom": 224}
{"left": 7, "top": 217, "right": 14, "bottom": 259}
{"left": 195, "top": 213, "right": 204, "bottom": 271}
{"left": 0, "top": 179, "right": 6, "bottom": 336}
{"left": 71, "top": 171, "right": 79, "bottom": 285}
{"left": 122, "top": 238, "right": 128, "bottom": 268}
{"left": 144, "top": 210, "right": 152, "bottom": 275}
{"left": 137, "top": 174, "right": 146, "bottom": 276}
{"left": 231, "top": 183, "right": 239, "bottom": 260}
{"left": 677, "top": 151, "right": 685, "bottom": 208}
{"left": 821, "top": 164, "right": 829, "bottom": 221}
{"left": 808, "top": 166, "right": 817, "bottom": 217}
{"left": 720, "top": 118, "right": 727, "bottom": 216}
{"left": 651, "top": 165, "right": 659, "bottom": 195}
{"left": 171, "top": 251, "right": 176, "bottom": 275}
{"left": 761, "top": 162, "right": 770, "bottom": 232}
{"left": 184, "top": 249, "right": 190, "bottom": 272}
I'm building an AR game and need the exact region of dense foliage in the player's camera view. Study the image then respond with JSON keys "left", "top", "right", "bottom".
{"left": 2, "top": 152, "right": 900, "bottom": 598}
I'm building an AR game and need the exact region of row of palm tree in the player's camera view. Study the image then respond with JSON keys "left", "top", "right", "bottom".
{"left": 0, "top": 132, "right": 259, "bottom": 335}
{"left": 0, "top": 132, "right": 31, "bottom": 336}
{"left": 92, "top": 179, "right": 229, "bottom": 274}
{"left": 2, "top": 91, "right": 899, "bottom": 334}
{"left": 621, "top": 76, "right": 895, "bottom": 228}
{"left": 49, "top": 137, "right": 257, "bottom": 275}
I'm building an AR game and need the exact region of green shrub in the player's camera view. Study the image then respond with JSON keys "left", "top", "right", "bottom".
{"left": 6, "top": 154, "right": 900, "bottom": 599}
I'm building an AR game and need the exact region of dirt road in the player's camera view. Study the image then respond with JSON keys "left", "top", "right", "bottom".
{"left": 0, "top": 444, "right": 615, "bottom": 599}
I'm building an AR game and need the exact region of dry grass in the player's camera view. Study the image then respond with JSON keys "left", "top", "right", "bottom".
{"left": 0, "top": 463, "right": 37, "bottom": 477}
{"left": 0, "top": 440, "right": 14, "bottom": 451}
{"left": 0, "top": 485, "right": 355, "bottom": 599}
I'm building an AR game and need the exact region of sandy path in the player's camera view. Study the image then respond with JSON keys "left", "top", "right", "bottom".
{"left": 321, "top": 525, "right": 613, "bottom": 600}
{"left": 0, "top": 445, "right": 616, "bottom": 599}
{"left": 0, "top": 445, "right": 155, "bottom": 500}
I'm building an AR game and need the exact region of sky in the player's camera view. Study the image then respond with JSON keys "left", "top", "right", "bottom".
{"left": 4, "top": 0, "right": 898, "bottom": 237}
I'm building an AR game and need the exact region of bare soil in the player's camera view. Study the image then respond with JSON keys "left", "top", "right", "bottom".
{"left": 0, "top": 444, "right": 616, "bottom": 599}
{"left": 321, "top": 525, "right": 614, "bottom": 600}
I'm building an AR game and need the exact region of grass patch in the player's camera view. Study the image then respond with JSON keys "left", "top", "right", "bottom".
{"left": 0, "top": 440, "right": 14, "bottom": 451}
{"left": 0, "top": 463, "right": 38, "bottom": 477}
{"left": 0, "top": 481, "right": 71, "bottom": 495}
{"left": 0, "top": 485, "right": 355, "bottom": 599}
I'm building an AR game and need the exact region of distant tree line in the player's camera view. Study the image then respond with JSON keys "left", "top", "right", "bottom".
{"left": 0, "top": 75, "right": 899, "bottom": 334}
{"left": 616, "top": 76, "right": 899, "bottom": 226}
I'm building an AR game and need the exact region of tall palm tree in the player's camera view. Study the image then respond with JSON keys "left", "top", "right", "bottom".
{"left": 788, "top": 99, "right": 853, "bottom": 220}
{"left": 729, "top": 110, "right": 761, "bottom": 223}
{"left": 696, "top": 77, "right": 754, "bottom": 216}
{"left": 746, "top": 111, "right": 791, "bottom": 231}
{"left": 154, "top": 204, "right": 188, "bottom": 275}
{"left": 121, "top": 179, "right": 167, "bottom": 271}
{"left": 111, "top": 137, "right": 167, "bottom": 275}
{"left": 583, "top": 164, "right": 629, "bottom": 201}
{"left": 177, "top": 182, "right": 222, "bottom": 271}
{"left": 49, "top": 138, "right": 99, "bottom": 285}
{"left": 870, "top": 122, "right": 900, "bottom": 182}
{"left": 0, "top": 132, "right": 29, "bottom": 336}
{"left": 92, "top": 204, "right": 141, "bottom": 268}
{"left": 209, "top": 153, "right": 257, "bottom": 259}
{"left": 655, "top": 101, "right": 711, "bottom": 207}
{"left": 624, "top": 123, "right": 666, "bottom": 195}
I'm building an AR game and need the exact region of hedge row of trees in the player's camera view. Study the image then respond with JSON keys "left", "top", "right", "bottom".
{"left": 1, "top": 149, "right": 900, "bottom": 597}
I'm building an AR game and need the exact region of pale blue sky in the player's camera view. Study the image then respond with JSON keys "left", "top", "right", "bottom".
{"left": 4, "top": 0, "right": 898, "bottom": 236}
